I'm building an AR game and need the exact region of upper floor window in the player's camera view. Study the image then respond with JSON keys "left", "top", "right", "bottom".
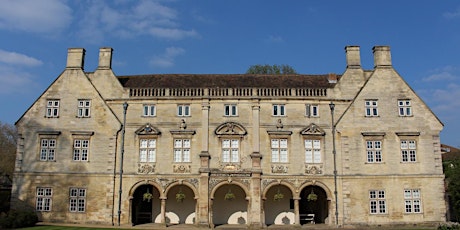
{"left": 271, "top": 139, "right": 288, "bottom": 163}
{"left": 365, "top": 100, "right": 378, "bottom": 117}
{"left": 306, "top": 104, "right": 319, "bottom": 117}
{"left": 224, "top": 104, "right": 238, "bottom": 116}
{"left": 143, "top": 104, "right": 156, "bottom": 117}
{"left": 73, "top": 139, "right": 89, "bottom": 161}
{"left": 69, "top": 188, "right": 86, "bottom": 212}
{"left": 398, "top": 100, "right": 412, "bottom": 116}
{"left": 305, "top": 139, "right": 321, "bottom": 163}
{"left": 40, "top": 138, "right": 56, "bottom": 161}
{"left": 222, "top": 139, "right": 239, "bottom": 163}
{"left": 177, "top": 105, "right": 190, "bottom": 117}
{"left": 77, "top": 100, "right": 91, "bottom": 118}
{"left": 401, "top": 140, "right": 417, "bottom": 162}
{"left": 46, "top": 100, "right": 60, "bottom": 118}
{"left": 369, "top": 190, "right": 386, "bottom": 214}
{"left": 366, "top": 140, "right": 382, "bottom": 163}
{"left": 174, "top": 139, "right": 191, "bottom": 162}
{"left": 273, "top": 104, "right": 286, "bottom": 116}
{"left": 36, "top": 187, "right": 52, "bottom": 211}
{"left": 140, "top": 139, "right": 156, "bottom": 162}
{"left": 404, "top": 189, "right": 421, "bottom": 213}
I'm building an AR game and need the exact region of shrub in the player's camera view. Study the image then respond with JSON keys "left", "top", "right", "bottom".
{"left": 0, "top": 210, "right": 38, "bottom": 229}
{"left": 438, "top": 223, "right": 460, "bottom": 230}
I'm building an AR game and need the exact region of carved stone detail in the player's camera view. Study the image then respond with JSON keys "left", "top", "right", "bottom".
{"left": 173, "top": 164, "right": 191, "bottom": 173}
{"left": 271, "top": 165, "right": 288, "bottom": 173}
{"left": 305, "top": 164, "right": 323, "bottom": 175}
{"left": 138, "top": 163, "right": 155, "bottom": 174}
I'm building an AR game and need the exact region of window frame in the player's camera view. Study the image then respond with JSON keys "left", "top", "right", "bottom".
{"left": 304, "top": 139, "right": 322, "bottom": 163}
{"left": 272, "top": 104, "right": 286, "bottom": 116}
{"left": 401, "top": 140, "right": 417, "bottom": 162}
{"left": 173, "top": 139, "right": 191, "bottom": 163}
{"left": 69, "top": 188, "right": 86, "bottom": 212}
{"left": 369, "top": 190, "right": 386, "bottom": 214}
{"left": 36, "top": 187, "right": 52, "bottom": 211}
{"left": 46, "top": 99, "right": 60, "bottom": 118}
{"left": 271, "top": 138, "right": 289, "bottom": 163}
{"left": 73, "top": 139, "right": 90, "bottom": 161}
{"left": 77, "top": 99, "right": 91, "bottom": 118}
{"left": 40, "top": 138, "right": 56, "bottom": 161}
{"left": 139, "top": 138, "right": 157, "bottom": 163}
{"left": 224, "top": 104, "right": 238, "bottom": 117}
{"left": 221, "top": 139, "right": 240, "bottom": 163}
{"left": 366, "top": 140, "right": 383, "bottom": 163}
{"left": 306, "top": 104, "right": 319, "bottom": 117}
{"left": 398, "top": 100, "right": 412, "bottom": 117}
{"left": 143, "top": 104, "right": 156, "bottom": 117}
{"left": 365, "top": 100, "right": 378, "bottom": 117}
{"left": 404, "top": 189, "right": 422, "bottom": 213}
{"left": 177, "top": 104, "right": 191, "bottom": 117}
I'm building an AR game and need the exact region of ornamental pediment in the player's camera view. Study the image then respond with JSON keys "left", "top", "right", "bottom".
{"left": 215, "top": 122, "right": 247, "bottom": 136}
{"left": 135, "top": 123, "right": 161, "bottom": 135}
{"left": 300, "top": 123, "right": 325, "bottom": 136}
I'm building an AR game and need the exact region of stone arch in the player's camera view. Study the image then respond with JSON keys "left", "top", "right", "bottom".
{"left": 214, "top": 122, "right": 247, "bottom": 136}
{"left": 210, "top": 180, "right": 250, "bottom": 226}
{"left": 297, "top": 180, "right": 333, "bottom": 200}
{"left": 164, "top": 181, "right": 198, "bottom": 224}
{"left": 298, "top": 181, "right": 332, "bottom": 224}
{"left": 262, "top": 181, "right": 295, "bottom": 200}
{"left": 129, "top": 180, "right": 164, "bottom": 198}
{"left": 129, "top": 180, "right": 163, "bottom": 225}
{"left": 164, "top": 180, "right": 199, "bottom": 199}
{"left": 210, "top": 180, "right": 250, "bottom": 200}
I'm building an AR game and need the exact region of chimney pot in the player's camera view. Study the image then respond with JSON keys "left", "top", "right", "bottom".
{"left": 345, "top": 46, "right": 361, "bottom": 69}
{"left": 373, "top": 46, "right": 392, "bottom": 68}
{"left": 98, "top": 47, "right": 113, "bottom": 69}
{"left": 66, "top": 48, "right": 85, "bottom": 69}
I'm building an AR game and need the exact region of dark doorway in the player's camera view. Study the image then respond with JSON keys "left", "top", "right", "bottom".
{"left": 299, "top": 185, "right": 328, "bottom": 224}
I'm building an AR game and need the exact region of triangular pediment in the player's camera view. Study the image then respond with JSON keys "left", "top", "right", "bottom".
{"left": 135, "top": 123, "right": 161, "bottom": 135}
{"left": 215, "top": 122, "right": 247, "bottom": 136}
{"left": 300, "top": 123, "right": 325, "bottom": 136}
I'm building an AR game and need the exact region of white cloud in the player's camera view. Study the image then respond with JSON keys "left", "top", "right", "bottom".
{"left": 265, "top": 35, "right": 284, "bottom": 43}
{"left": 422, "top": 71, "right": 457, "bottom": 82}
{"left": 0, "top": 49, "right": 43, "bottom": 67}
{"left": 0, "top": 0, "right": 72, "bottom": 34}
{"left": 150, "top": 47, "right": 185, "bottom": 68}
{"left": 78, "top": 1, "right": 199, "bottom": 42}
{"left": 443, "top": 7, "right": 460, "bottom": 19}
{"left": 0, "top": 65, "right": 39, "bottom": 94}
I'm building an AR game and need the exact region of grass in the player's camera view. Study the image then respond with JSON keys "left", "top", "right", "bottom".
{"left": 18, "top": 226, "right": 130, "bottom": 230}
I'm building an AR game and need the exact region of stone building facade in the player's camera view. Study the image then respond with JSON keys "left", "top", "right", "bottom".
{"left": 11, "top": 46, "right": 446, "bottom": 227}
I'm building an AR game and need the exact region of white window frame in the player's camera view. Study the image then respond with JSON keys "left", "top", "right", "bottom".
{"left": 222, "top": 139, "right": 239, "bottom": 163}
{"left": 143, "top": 104, "right": 156, "bottom": 117}
{"left": 69, "top": 188, "right": 86, "bottom": 212}
{"left": 404, "top": 189, "right": 421, "bottom": 213}
{"left": 366, "top": 140, "right": 382, "bottom": 163}
{"left": 36, "top": 187, "right": 52, "bottom": 211}
{"left": 365, "top": 100, "right": 378, "bottom": 117}
{"left": 224, "top": 104, "right": 238, "bottom": 116}
{"left": 140, "top": 139, "right": 156, "bottom": 162}
{"left": 401, "top": 140, "right": 417, "bottom": 162}
{"left": 177, "top": 104, "right": 191, "bottom": 117}
{"left": 369, "top": 190, "right": 386, "bottom": 214}
{"left": 73, "top": 139, "right": 89, "bottom": 161}
{"left": 306, "top": 104, "right": 319, "bottom": 117}
{"left": 46, "top": 100, "right": 60, "bottom": 118}
{"left": 77, "top": 99, "right": 91, "bottom": 118}
{"left": 398, "top": 100, "right": 412, "bottom": 116}
{"left": 305, "top": 139, "right": 321, "bottom": 163}
{"left": 272, "top": 104, "right": 286, "bottom": 116}
{"left": 271, "top": 139, "right": 288, "bottom": 163}
{"left": 40, "top": 138, "right": 56, "bottom": 161}
{"left": 174, "top": 139, "right": 191, "bottom": 162}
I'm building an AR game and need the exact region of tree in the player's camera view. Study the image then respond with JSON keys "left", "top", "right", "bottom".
{"left": 0, "top": 122, "right": 17, "bottom": 180}
{"left": 444, "top": 158, "right": 460, "bottom": 222}
{"left": 246, "top": 64, "right": 297, "bottom": 74}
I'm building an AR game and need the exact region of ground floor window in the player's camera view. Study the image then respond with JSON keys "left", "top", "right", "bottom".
{"left": 69, "top": 188, "right": 86, "bottom": 212}
{"left": 36, "top": 187, "right": 52, "bottom": 211}
{"left": 369, "top": 190, "right": 386, "bottom": 214}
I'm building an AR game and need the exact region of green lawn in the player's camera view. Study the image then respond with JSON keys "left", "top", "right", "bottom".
{"left": 19, "top": 227, "right": 130, "bottom": 230}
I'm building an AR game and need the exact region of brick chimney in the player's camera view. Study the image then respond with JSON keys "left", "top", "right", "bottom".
{"left": 66, "top": 48, "right": 85, "bottom": 69}
{"left": 98, "top": 47, "right": 113, "bottom": 70}
{"left": 345, "top": 46, "right": 361, "bottom": 69}
{"left": 373, "top": 46, "right": 392, "bottom": 68}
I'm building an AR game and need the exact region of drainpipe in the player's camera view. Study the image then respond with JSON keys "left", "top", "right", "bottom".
{"left": 118, "top": 102, "right": 128, "bottom": 226}
{"left": 329, "top": 102, "right": 339, "bottom": 227}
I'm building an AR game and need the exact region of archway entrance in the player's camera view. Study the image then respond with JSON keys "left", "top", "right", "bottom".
{"left": 264, "top": 184, "right": 294, "bottom": 225}
{"left": 299, "top": 185, "right": 328, "bottom": 224}
{"left": 212, "top": 184, "right": 247, "bottom": 226}
{"left": 165, "top": 184, "right": 196, "bottom": 224}
{"left": 131, "top": 184, "right": 161, "bottom": 225}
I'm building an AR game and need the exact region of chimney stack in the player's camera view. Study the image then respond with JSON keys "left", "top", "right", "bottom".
{"left": 345, "top": 46, "right": 361, "bottom": 68}
{"left": 373, "top": 46, "right": 392, "bottom": 68}
{"left": 66, "top": 48, "right": 85, "bottom": 69}
{"left": 98, "top": 47, "right": 113, "bottom": 70}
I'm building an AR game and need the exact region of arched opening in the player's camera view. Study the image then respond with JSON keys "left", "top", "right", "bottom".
{"left": 165, "top": 184, "right": 196, "bottom": 224}
{"left": 212, "top": 184, "right": 247, "bottom": 226}
{"left": 131, "top": 184, "right": 161, "bottom": 225}
{"left": 264, "top": 184, "right": 294, "bottom": 225}
{"left": 299, "top": 185, "right": 328, "bottom": 224}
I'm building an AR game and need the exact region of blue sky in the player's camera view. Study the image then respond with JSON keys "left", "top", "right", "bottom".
{"left": 0, "top": 0, "right": 459, "bottom": 146}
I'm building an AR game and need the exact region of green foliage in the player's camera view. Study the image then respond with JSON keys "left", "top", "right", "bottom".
{"left": 0, "top": 122, "right": 17, "bottom": 179}
{"left": 438, "top": 223, "right": 460, "bottom": 230}
{"left": 0, "top": 210, "right": 38, "bottom": 229}
{"left": 444, "top": 158, "right": 460, "bottom": 221}
{"left": 246, "top": 64, "right": 297, "bottom": 74}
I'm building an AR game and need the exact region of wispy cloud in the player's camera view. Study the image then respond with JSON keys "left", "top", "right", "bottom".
{"left": 422, "top": 67, "right": 458, "bottom": 82}
{"left": 0, "top": 0, "right": 72, "bottom": 34}
{"left": 0, "top": 49, "right": 43, "bottom": 67}
{"left": 0, "top": 50, "right": 42, "bottom": 94}
{"left": 78, "top": 1, "right": 199, "bottom": 43}
{"left": 150, "top": 47, "right": 185, "bottom": 68}
{"left": 265, "top": 35, "right": 284, "bottom": 43}
{"left": 443, "top": 7, "right": 460, "bottom": 19}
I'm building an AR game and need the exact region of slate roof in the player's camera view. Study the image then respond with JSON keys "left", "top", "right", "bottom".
{"left": 117, "top": 74, "right": 339, "bottom": 88}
